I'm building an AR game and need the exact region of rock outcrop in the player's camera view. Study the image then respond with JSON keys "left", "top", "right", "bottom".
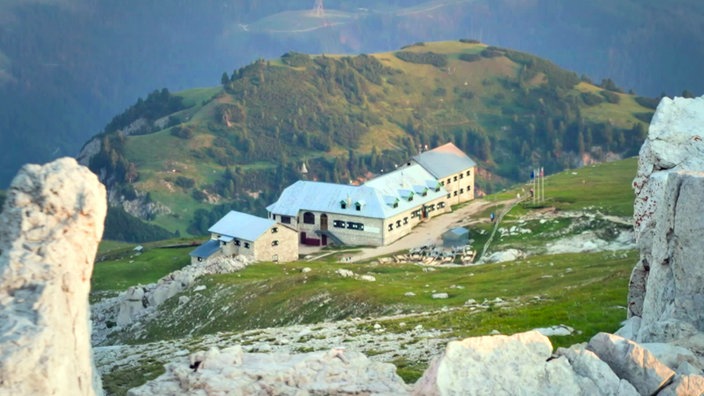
{"left": 414, "top": 331, "right": 640, "bottom": 395}
{"left": 127, "top": 346, "right": 410, "bottom": 395}
{"left": 629, "top": 96, "right": 704, "bottom": 347}
{"left": 0, "top": 158, "right": 106, "bottom": 396}
{"left": 91, "top": 254, "right": 251, "bottom": 343}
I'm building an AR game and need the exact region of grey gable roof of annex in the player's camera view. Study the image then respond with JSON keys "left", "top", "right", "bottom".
{"left": 412, "top": 142, "right": 477, "bottom": 179}
{"left": 208, "top": 210, "right": 276, "bottom": 242}
{"left": 266, "top": 164, "right": 444, "bottom": 220}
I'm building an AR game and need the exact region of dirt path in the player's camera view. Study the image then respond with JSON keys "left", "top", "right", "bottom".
{"left": 346, "top": 198, "right": 514, "bottom": 262}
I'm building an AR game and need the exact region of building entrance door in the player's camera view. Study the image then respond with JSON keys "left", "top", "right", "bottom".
{"left": 320, "top": 214, "right": 328, "bottom": 230}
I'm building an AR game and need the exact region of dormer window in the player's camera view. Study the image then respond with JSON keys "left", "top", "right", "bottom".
{"left": 340, "top": 200, "right": 347, "bottom": 209}
{"left": 354, "top": 200, "right": 365, "bottom": 211}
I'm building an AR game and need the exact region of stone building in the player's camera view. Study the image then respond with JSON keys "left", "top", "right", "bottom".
{"left": 189, "top": 211, "right": 298, "bottom": 263}
{"left": 411, "top": 142, "right": 476, "bottom": 206}
{"left": 266, "top": 142, "right": 477, "bottom": 247}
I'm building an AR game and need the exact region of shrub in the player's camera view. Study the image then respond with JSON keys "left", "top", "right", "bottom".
{"left": 600, "top": 90, "right": 620, "bottom": 104}
{"left": 394, "top": 51, "right": 448, "bottom": 68}
{"left": 281, "top": 52, "right": 312, "bottom": 67}
{"left": 481, "top": 47, "right": 504, "bottom": 58}
{"left": 580, "top": 92, "right": 604, "bottom": 106}
{"left": 635, "top": 96, "right": 660, "bottom": 109}
{"left": 174, "top": 176, "right": 195, "bottom": 189}
{"left": 170, "top": 125, "right": 194, "bottom": 139}
{"left": 459, "top": 53, "right": 481, "bottom": 62}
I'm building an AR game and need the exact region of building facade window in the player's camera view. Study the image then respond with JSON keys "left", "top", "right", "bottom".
{"left": 466, "top": 170, "right": 471, "bottom": 176}
{"left": 453, "top": 191, "right": 458, "bottom": 196}
{"left": 447, "top": 193, "right": 451, "bottom": 199}
{"left": 347, "top": 222, "right": 364, "bottom": 231}
{"left": 388, "top": 224, "right": 394, "bottom": 231}
{"left": 303, "top": 212, "right": 315, "bottom": 224}
{"left": 403, "top": 217, "right": 408, "bottom": 225}
{"left": 272, "top": 227, "right": 278, "bottom": 233}
{"left": 453, "top": 176, "right": 458, "bottom": 181}
{"left": 272, "top": 240, "right": 279, "bottom": 246}
{"left": 234, "top": 239, "right": 241, "bottom": 246}
{"left": 396, "top": 220, "right": 401, "bottom": 227}
{"left": 460, "top": 188, "right": 464, "bottom": 194}
{"left": 281, "top": 216, "right": 291, "bottom": 224}
{"left": 244, "top": 242, "right": 250, "bottom": 249}
{"left": 333, "top": 220, "right": 346, "bottom": 228}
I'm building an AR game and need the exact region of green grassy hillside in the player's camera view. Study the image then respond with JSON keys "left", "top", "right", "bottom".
{"left": 86, "top": 41, "right": 652, "bottom": 237}
{"left": 94, "top": 157, "right": 638, "bottom": 393}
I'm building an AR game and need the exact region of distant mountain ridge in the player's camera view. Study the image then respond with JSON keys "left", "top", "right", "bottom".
{"left": 1, "top": 0, "right": 703, "bottom": 188}
{"left": 79, "top": 41, "right": 654, "bottom": 239}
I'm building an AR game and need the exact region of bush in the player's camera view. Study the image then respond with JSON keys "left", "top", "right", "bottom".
{"left": 635, "top": 96, "right": 660, "bottom": 109}
{"left": 481, "top": 47, "right": 504, "bottom": 58}
{"left": 281, "top": 52, "right": 312, "bottom": 67}
{"left": 600, "top": 90, "right": 620, "bottom": 104}
{"left": 174, "top": 176, "right": 195, "bottom": 189}
{"left": 170, "top": 125, "right": 194, "bottom": 139}
{"left": 580, "top": 92, "right": 604, "bottom": 106}
{"left": 459, "top": 53, "right": 481, "bottom": 62}
{"left": 459, "top": 38, "right": 480, "bottom": 44}
{"left": 395, "top": 51, "right": 448, "bottom": 68}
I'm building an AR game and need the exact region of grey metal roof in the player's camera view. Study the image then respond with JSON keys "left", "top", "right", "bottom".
{"left": 266, "top": 164, "right": 446, "bottom": 219}
{"left": 413, "top": 142, "right": 477, "bottom": 179}
{"left": 208, "top": 210, "right": 275, "bottom": 242}
{"left": 189, "top": 239, "right": 220, "bottom": 258}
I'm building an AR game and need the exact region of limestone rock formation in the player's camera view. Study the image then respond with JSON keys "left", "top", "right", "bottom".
{"left": 413, "top": 330, "right": 638, "bottom": 395}
{"left": 0, "top": 158, "right": 106, "bottom": 396}
{"left": 127, "top": 347, "right": 410, "bottom": 395}
{"left": 92, "top": 254, "right": 251, "bottom": 342}
{"left": 587, "top": 332, "right": 675, "bottom": 395}
{"left": 629, "top": 96, "right": 704, "bottom": 321}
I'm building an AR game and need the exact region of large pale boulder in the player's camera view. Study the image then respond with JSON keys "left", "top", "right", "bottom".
{"left": 629, "top": 96, "right": 704, "bottom": 320}
{"left": 0, "top": 158, "right": 106, "bottom": 395}
{"left": 413, "top": 330, "right": 619, "bottom": 395}
{"left": 588, "top": 332, "right": 675, "bottom": 395}
{"left": 556, "top": 344, "right": 639, "bottom": 396}
{"left": 128, "top": 347, "right": 409, "bottom": 395}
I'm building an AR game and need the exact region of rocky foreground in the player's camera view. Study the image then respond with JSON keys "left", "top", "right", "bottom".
{"left": 3, "top": 97, "right": 704, "bottom": 395}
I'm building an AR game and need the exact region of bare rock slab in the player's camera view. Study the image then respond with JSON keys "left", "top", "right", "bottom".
{"left": 414, "top": 330, "right": 587, "bottom": 395}
{"left": 128, "top": 347, "right": 410, "bottom": 395}
{"left": 0, "top": 158, "right": 106, "bottom": 396}
{"left": 588, "top": 332, "right": 675, "bottom": 395}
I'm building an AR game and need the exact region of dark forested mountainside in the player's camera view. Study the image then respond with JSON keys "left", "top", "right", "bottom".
{"left": 83, "top": 41, "right": 653, "bottom": 238}
{"left": 1, "top": 0, "right": 702, "bottom": 188}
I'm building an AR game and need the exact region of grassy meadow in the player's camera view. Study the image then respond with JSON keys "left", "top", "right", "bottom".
{"left": 94, "top": 157, "right": 638, "bottom": 393}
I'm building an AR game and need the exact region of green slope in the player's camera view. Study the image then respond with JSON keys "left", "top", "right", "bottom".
{"left": 94, "top": 157, "right": 638, "bottom": 393}
{"left": 86, "top": 41, "right": 652, "bottom": 237}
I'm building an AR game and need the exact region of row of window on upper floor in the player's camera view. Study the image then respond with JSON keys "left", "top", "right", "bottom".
{"left": 439, "top": 169, "right": 472, "bottom": 186}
